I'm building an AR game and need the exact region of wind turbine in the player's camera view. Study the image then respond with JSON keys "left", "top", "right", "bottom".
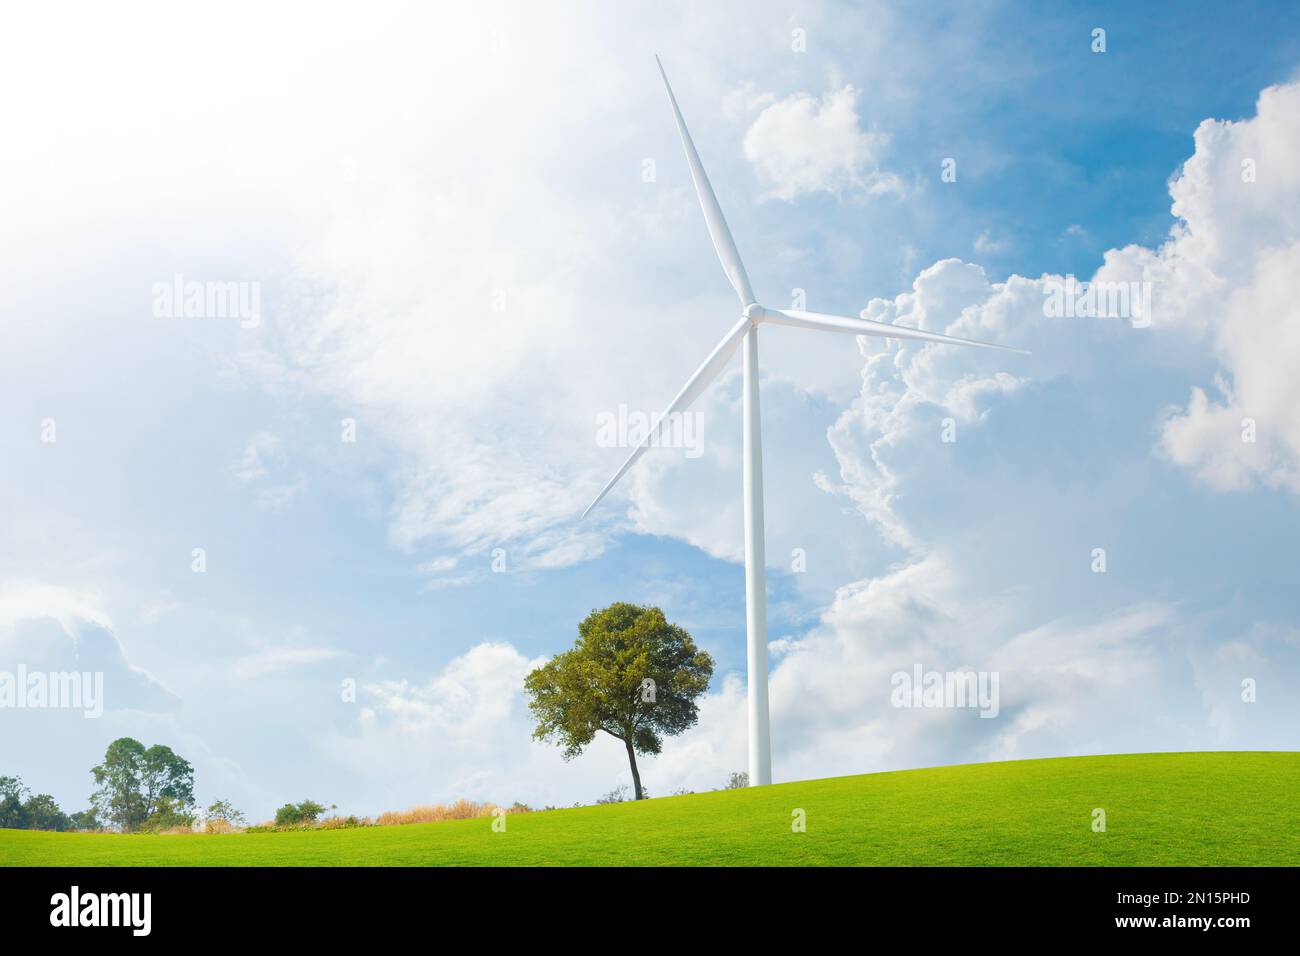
{"left": 583, "top": 57, "right": 1027, "bottom": 787}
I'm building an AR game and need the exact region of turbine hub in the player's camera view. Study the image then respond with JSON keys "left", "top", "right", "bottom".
{"left": 743, "top": 303, "right": 764, "bottom": 324}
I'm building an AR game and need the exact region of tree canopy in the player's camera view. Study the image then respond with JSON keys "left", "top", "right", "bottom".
{"left": 0, "top": 775, "right": 75, "bottom": 831}
{"left": 90, "top": 737, "right": 195, "bottom": 832}
{"left": 0, "top": 776, "right": 29, "bottom": 829}
{"left": 525, "top": 602, "right": 714, "bottom": 799}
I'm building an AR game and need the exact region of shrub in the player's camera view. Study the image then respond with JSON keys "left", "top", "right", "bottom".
{"left": 68, "top": 809, "right": 101, "bottom": 832}
{"left": 140, "top": 796, "right": 197, "bottom": 833}
{"left": 274, "top": 800, "right": 329, "bottom": 827}
{"left": 204, "top": 799, "right": 246, "bottom": 832}
{"left": 316, "top": 815, "right": 371, "bottom": 830}
{"left": 0, "top": 778, "right": 74, "bottom": 831}
{"left": 22, "top": 793, "right": 71, "bottom": 831}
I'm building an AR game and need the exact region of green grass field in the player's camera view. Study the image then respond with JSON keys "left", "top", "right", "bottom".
{"left": 2, "top": 752, "right": 1296, "bottom": 866}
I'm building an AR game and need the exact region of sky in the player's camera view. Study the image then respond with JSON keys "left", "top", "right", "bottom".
{"left": 3, "top": 0, "right": 1300, "bottom": 820}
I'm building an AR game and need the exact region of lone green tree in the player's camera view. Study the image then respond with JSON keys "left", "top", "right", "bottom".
{"left": 525, "top": 603, "right": 714, "bottom": 800}
{"left": 90, "top": 737, "right": 195, "bottom": 832}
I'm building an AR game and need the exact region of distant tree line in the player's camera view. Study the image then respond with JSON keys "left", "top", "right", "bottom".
{"left": 0, "top": 775, "right": 95, "bottom": 832}
{"left": 6, "top": 602, "right": 733, "bottom": 833}
{"left": 2, "top": 736, "right": 244, "bottom": 834}
{"left": 6, "top": 724, "right": 752, "bottom": 834}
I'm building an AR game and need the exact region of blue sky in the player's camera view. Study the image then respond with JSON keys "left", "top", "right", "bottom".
{"left": 3, "top": 0, "right": 1300, "bottom": 819}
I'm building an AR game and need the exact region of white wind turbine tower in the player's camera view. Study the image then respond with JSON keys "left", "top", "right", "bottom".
{"left": 584, "top": 57, "right": 1027, "bottom": 787}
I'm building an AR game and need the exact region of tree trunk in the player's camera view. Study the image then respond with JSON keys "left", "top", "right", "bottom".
{"left": 624, "top": 739, "right": 644, "bottom": 800}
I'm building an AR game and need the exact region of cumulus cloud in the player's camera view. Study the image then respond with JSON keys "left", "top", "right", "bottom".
{"left": 0, "top": 584, "right": 178, "bottom": 714}
{"left": 760, "top": 568, "right": 1201, "bottom": 777}
{"left": 1124, "top": 82, "right": 1300, "bottom": 491}
{"left": 330, "top": 642, "right": 647, "bottom": 804}
{"left": 742, "top": 86, "right": 903, "bottom": 201}
{"left": 1160, "top": 239, "right": 1300, "bottom": 490}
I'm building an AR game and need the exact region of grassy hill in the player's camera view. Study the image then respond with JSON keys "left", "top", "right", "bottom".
{"left": 2, "top": 752, "right": 1296, "bottom": 866}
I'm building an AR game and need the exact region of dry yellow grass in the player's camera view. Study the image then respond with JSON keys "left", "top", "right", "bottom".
{"left": 315, "top": 815, "right": 372, "bottom": 830}
{"left": 374, "top": 799, "right": 534, "bottom": 826}
{"left": 203, "top": 819, "right": 242, "bottom": 835}
{"left": 376, "top": 799, "right": 498, "bottom": 826}
{"left": 213, "top": 799, "right": 533, "bottom": 832}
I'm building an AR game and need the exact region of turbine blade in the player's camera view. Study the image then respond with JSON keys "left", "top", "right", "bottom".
{"left": 656, "top": 55, "right": 756, "bottom": 307}
{"left": 583, "top": 316, "right": 751, "bottom": 518}
{"left": 761, "top": 308, "right": 1030, "bottom": 354}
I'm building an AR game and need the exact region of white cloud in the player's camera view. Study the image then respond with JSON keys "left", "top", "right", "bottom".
{"left": 415, "top": 555, "right": 478, "bottom": 589}
{"left": 1099, "top": 81, "right": 1300, "bottom": 491}
{"left": 1160, "top": 238, "right": 1300, "bottom": 490}
{"left": 0, "top": 583, "right": 113, "bottom": 635}
{"left": 419, "top": 556, "right": 459, "bottom": 574}
{"left": 232, "top": 432, "right": 279, "bottom": 483}
{"left": 973, "top": 229, "right": 1009, "bottom": 256}
{"left": 1194, "top": 622, "right": 1300, "bottom": 744}
{"left": 0, "top": 583, "right": 178, "bottom": 713}
{"left": 603, "top": 565, "right": 1207, "bottom": 791}
{"left": 233, "top": 432, "right": 306, "bottom": 511}
{"left": 136, "top": 597, "right": 180, "bottom": 626}
{"left": 232, "top": 646, "right": 344, "bottom": 680}
{"left": 330, "top": 642, "right": 652, "bottom": 805}
{"left": 742, "top": 86, "right": 902, "bottom": 201}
